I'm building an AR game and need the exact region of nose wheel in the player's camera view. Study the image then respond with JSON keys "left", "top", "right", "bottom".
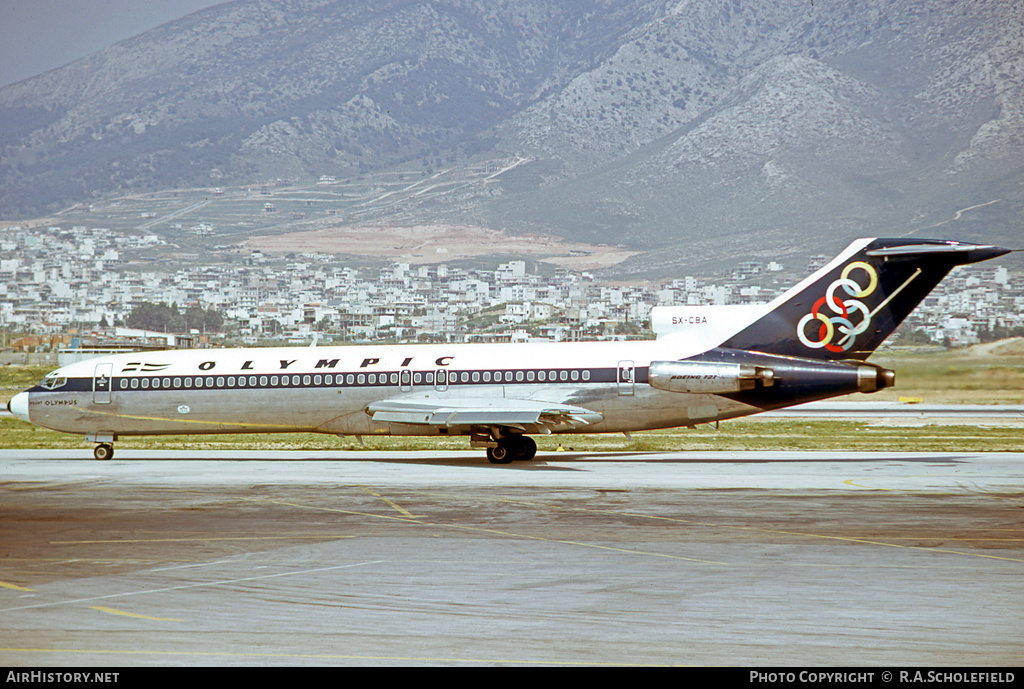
{"left": 93, "top": 443, "right": 114, "bottom": 461}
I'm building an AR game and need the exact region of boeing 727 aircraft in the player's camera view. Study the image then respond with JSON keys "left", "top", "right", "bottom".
{"left": 7, "top": 238, "right": 1010, "bottom": 462}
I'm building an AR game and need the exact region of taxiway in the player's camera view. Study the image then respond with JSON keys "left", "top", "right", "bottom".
{"left": 1, "top": 449, "right": 1021, "bottom": 666}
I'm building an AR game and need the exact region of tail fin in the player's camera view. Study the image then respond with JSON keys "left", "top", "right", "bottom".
{"left": 720, "top": 238, "right": 1010, "bottom": 361}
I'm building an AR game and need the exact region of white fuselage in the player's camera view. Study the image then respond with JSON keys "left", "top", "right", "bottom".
{"left": 13, "top": 338, "right": 760, "bottom": 439}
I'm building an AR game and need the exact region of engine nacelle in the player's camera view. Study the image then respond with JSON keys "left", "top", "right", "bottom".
{"left": 649, "top": 360, "right": 775, "bottom": 394}
{"left": 649, "top": 350, "right": 896, "bottom": 405}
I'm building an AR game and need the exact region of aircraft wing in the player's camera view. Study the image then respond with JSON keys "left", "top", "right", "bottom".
{"left": 365, "top": 397, "right": 603, "bottom": 432}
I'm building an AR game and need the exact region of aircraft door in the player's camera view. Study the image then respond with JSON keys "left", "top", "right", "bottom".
{"left": 400, "top": 369, "right": 412, "bottom": 392}
{"left": 93, "top": 362, "right": 113, "bottom": 404}
{"left": 434, "top": 368, "right": 448, "bottom": 392}
{"left": 617, "top": 360, "right": 635, "bottom": 396}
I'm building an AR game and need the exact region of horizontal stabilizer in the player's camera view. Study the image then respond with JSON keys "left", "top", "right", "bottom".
{"left": 863, "top": 243, "right": 1010, "bottom": 261}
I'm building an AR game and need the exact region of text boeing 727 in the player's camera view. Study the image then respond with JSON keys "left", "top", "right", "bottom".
{"left": 7, "top": 238, "right": 1010, "bottom": 462}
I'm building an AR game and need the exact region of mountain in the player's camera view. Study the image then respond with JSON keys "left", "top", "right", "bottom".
{"left": 478, "top": 0, "right": 1024, "bottom": 267}
{"left": 1, "top": 0, "right": 1021, "bottom": 269}
{"left": 0, "top": 0, "right": 662, "bottom": 213}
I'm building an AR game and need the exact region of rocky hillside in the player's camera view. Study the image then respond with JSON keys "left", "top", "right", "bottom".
{"left": 1, "top": 0, "right": 1021, "bottom": 263}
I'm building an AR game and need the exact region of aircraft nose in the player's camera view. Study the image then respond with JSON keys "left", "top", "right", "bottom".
{"left": 8, "top": 392, "right": 29, "bottom": 422}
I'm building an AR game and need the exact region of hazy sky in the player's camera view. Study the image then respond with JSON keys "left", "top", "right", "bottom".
{"left": 0, "top": 0, "right": 227, "bottom": 87}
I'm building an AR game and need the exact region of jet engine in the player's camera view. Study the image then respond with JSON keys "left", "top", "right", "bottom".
{"left": 648, "top": 349, "right": 895, "bottom": 406}
{"left": 648, "top": 360, "right": 775, "bottom": 393}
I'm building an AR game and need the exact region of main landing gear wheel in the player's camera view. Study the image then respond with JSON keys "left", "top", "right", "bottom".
{"left": 510, "top": 435, "right": 537, "bottom": 462}
{"left": 93, "top": 443, "right": 114, "bottom": 461}
{"left": 486, "top": 444, "right": 512, "bottom": 464}
{"left": 485, "top": 435, "right": 537, "bottom": 464}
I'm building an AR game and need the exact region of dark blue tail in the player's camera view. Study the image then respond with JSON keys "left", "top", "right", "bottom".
{"left": 720, "top": 238, "right": 1010, "bottom": 361}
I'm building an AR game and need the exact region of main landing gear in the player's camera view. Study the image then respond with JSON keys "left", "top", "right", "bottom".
{"left": 485, "top": 434, "right": 537, "bottom": 464}
{"left": 93, "top": 443, "right": 114, "bottom": 461}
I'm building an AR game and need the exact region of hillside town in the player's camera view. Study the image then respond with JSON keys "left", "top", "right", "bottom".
{"left": 2, "top": 224, "right": 1023, "bottom": 353}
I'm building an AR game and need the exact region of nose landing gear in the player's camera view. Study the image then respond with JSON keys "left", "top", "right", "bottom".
{"left": 86, "top": 433, "right": 116, "bottom": 461}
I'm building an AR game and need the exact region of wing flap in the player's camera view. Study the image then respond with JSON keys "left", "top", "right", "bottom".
{"left": 366, "top": 397, "right": 602, "bottom": 430}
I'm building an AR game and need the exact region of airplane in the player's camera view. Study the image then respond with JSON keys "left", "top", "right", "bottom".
{"left": 6, "top": 237, "right": 1011, "bottom": 463}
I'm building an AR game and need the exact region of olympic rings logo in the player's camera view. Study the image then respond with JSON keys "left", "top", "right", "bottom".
{"left": 797, "top": 261, "right": 879, "bottom": 352}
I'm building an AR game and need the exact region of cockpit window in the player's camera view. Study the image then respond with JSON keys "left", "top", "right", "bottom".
{"left": 40, "top": 373, "right": 67, "bottom": 390}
